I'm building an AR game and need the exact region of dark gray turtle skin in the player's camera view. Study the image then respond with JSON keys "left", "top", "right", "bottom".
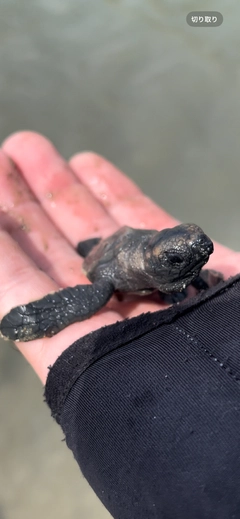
{"left": 0, "top": 223, "right": 223, "bottom": 342}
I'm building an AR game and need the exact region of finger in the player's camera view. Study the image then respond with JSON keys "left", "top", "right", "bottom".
{"left": 69, "top": 152, "right": 178, "bottom": 229}
{"left": 0, "top": 150, "right": 92, "bottom": 287}
{"left": 2, "top": 132, "right": 118, "bottom": 246}
{"left": 0, "top": 229, "right": 57, "bottom": 375}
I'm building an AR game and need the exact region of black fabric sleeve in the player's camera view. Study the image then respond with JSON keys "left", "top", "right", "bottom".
{"left": 45, "top": 274, "right": 240, "bottom": 519}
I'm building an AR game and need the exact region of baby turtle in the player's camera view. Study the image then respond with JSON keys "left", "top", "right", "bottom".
{"left": 0, "top": 223, "right": 222, "bottom": 342}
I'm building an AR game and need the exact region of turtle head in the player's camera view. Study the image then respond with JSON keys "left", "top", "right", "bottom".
{"left": 144, "top": 223, "right": 213, "bottom": 293}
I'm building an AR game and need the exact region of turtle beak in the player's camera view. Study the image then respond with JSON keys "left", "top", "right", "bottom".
{"left": 192, "top": 236, "right": 213, "bottom": 260}
{"left": 205, "top": 239, "right": 214, "bottom": 255}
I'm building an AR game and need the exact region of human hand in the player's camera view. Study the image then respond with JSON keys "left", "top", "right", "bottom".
{"left": 0, "top": 132, "right": 239, "bottom": 384}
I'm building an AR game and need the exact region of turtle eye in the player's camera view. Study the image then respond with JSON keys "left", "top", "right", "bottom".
{"left": 165, "top": 251, "right": 184, "bottom": 264}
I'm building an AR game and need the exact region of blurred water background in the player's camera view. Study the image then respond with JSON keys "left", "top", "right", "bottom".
{"left": 0, "top": 1, "right": 240, "bottom": 518}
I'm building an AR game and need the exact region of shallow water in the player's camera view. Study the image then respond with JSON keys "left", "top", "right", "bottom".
{"left": 0, "top": 1, "right": 240, "bottom": 518}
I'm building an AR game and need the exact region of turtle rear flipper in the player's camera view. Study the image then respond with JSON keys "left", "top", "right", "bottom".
{"left": 0, "top": 279, "right": 114, "bottom": 342}
{"left": 76, "top": 238, "right": 101, "bottom": 258}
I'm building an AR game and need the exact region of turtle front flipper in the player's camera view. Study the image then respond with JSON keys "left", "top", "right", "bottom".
{"left": 159, "top": 289, "right": 188, "bottom": 304}
{"left": 160, "top": 269, "right": 224, "bottom": 305}
{"left": 76, "top": 237, "right": 101, "bottom": 258}
{"left": 0, "top": 279, "right": 114, "bottom": 342}
{"left": 191, "top": 269, "right": 224, "bottom": 291}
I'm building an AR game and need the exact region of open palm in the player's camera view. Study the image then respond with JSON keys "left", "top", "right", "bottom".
{"left": 0, "top": 132, "right": 239, "bottom": 383}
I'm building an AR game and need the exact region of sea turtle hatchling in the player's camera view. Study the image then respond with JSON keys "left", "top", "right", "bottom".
{"left": 0, "top": 223, "right": 223, "bottom": 342}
